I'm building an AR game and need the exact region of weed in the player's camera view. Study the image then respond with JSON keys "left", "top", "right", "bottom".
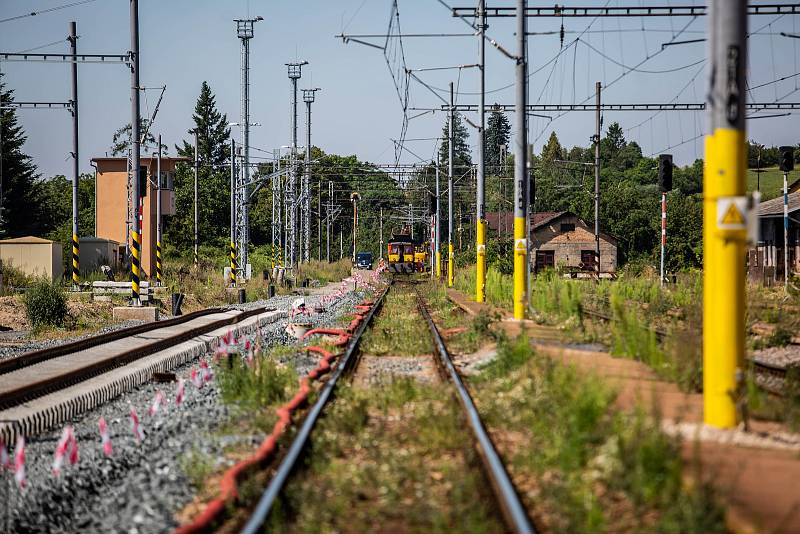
{"left": 24, "top": 279, "right": 68, "bottom": 328}
{"left": 274, "top": 379, "right": 503, "bottom": 532}
{"left": 179, "top": 448, "right": 216, "bottom": 490}
{"left": 477, "top": 332, "right": 533, "bottom": 380}
{"left": 471, "top": 345, "right": 724, "bottom": 532}
{"left": 296, "top": 259, "right": 352, "bottom": 285}
{"left": 360, "top": 286, "right": 433, "bottom": 356}
{"left": 769, "top": 326, "right": 793, "bottom": 347}
{"left": 217, "top": 354, "right": 297, "bottom": 413}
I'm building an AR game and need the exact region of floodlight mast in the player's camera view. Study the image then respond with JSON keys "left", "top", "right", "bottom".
{"left": 234, "top": 16, "right": 262, "bottom": 277}
{"left": 286, "top": 60, "right": 308, "bottom": 269}
{"left": 302, "top": 87, "right": 321, "bottom": 264}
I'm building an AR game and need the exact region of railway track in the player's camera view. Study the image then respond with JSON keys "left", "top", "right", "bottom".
{"left": 752, "top": 358, "right": 796, "bottom": 396}
{"left": 240, "top": 281, "right": 536, "bottom": 534}
{"left": 0, "top": 306, "right": 284, "bottom": 443}
{"left": 581, "top": 304, "right": 797, "bottom": 395}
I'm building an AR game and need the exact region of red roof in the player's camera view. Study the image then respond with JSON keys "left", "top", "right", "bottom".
{"left": 485, "top": 211, "right": 564, "bottom": 232}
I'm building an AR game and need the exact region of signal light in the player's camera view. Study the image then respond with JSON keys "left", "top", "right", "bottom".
{"left": 138, "top": 166, "right": 148, "bottom": 198}
{"left": 658, "top": 154, "right": 673, "bottom": 192}
{"left": 429, "top": 193, "right": 437, "bottom": 213}
{"left": 779, "top": 146, "right": 794, "bottom": 172}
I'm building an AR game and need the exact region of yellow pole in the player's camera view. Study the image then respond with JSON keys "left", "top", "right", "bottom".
{"left": 703, "top": 0, "right": 746, "bottom": 429}
{"left": 512, "top": 0, "right": 528, "bottom": 320}
{"left": 436, "top": 251, "right": 442, "bottom": 279}
{"left": 448, "top": 243, "right": 454, "bottom": 287}
{"left": 513, "top": 217, "right": 527, "bottom": 318}
{"left": 476, "top": 220, "right": 486, "bottom": 301}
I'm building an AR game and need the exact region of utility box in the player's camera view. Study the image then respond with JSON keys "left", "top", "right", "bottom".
{"left": 0, "top": 236, "right": 63, "bottom": 282}
{"left": 79, "top": 237, "right": 122, "bottom": 273}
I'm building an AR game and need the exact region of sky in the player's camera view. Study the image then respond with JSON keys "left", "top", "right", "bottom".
{"left": 1, "top": 0, "right": 799, "bottom": 180}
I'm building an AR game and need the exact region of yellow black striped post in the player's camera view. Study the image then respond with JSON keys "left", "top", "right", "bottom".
{"left": 131, "top": 231, "right": 141, "bottom": 305}
{"left": 72, "top": 234, "right": 80, "bottom": 288}
{"left": 155, "top": 240, "right": 163, "bottom": 286}
{"left": 229, "top": 241, "right": 237, "bottom": 286}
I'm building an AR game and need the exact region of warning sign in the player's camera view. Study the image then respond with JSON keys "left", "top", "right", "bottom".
{"left": 716, "top": 196, "right": 748, "bottom": 230}
{"left": 514, "top": 238, "right": 527, "bottom": 252}
{"left": 477, "top": 244, "right": 486, "bottom": 253}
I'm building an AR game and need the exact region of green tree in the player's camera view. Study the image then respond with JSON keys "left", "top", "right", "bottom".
{"left": 439, "top": 112, "right": 472, "bottom": 173}
{"left": 165, "top": 82, "right": 232, "bottom": 254}
{"left": 109, "top": 119, "right": 163, "bottom": 156}
{"left": 485, "top": 110, "right": 510, "bottom": 170}
{"left": 0, "top": 72, "right": 50, "bottom": 238}
{"left": 176, "top": 81, "right": 231, "bottom": 166}
{"left": 541, "top": 131, "right": 564, "bottom": 163}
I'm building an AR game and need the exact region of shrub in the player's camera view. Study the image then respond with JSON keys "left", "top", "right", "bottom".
{"left": 24, "top": 280, "right": 68, "bottom": 328}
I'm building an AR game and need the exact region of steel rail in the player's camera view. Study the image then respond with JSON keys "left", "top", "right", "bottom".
{"left": 751, "top": 359, "right": 793, "bottom": 397}
{"left": 0, "top": 307, "right": 269, "bottom": 410}
{"left": 241, "top": 284, "right": 390, "bottom": 534}
{"left": 416, "top": 292, "right": 536, "bottom": 534}
{"left": 0, "top": 307, "right": 226, "bottom": 376}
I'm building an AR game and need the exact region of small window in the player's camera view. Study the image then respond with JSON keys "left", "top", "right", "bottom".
{"left": 560, "top": 222, "right": 576, "bottom": 232}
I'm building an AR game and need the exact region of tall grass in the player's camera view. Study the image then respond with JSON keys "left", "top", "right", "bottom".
{"left": 296, "top": 259, "right": 352, "bottom": 285}
{"left": 474, "top": 338, "right": 725, "bottom": 532}
{"left": 531, "top": 269, "right": 584, "bottom": 321}
{"left": 454, "top": 266, "right": 512, "bottom": 308}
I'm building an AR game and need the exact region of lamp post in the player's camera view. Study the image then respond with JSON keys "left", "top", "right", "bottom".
{"left": 351, "top": 192, "right": 360, "bottom": 263}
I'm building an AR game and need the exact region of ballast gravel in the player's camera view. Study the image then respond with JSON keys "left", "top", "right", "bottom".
{"left": 1, "top": 287, "right": 367, "bottom": 533}
{"left": 0, "top": 320, "right": 146, "bottom": 362}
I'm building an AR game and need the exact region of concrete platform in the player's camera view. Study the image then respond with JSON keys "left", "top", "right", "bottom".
{"left": 113, "top": 306, "right": 159, "bottom": 322}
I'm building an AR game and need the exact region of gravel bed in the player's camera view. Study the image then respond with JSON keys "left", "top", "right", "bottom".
{"left": 2, "top": 288, "right": 368, "bottom": 533}
{"left": 355, "top": 355, "right": 440, "bottom": 386}
{"left": 752, "top": 345, "right": 800, "bottom": 368}
{"left": 0, "top": 320, "right": 145, "bottom": 362}
{"left": 0, "top": 286, "right": 351, "bottom": 362}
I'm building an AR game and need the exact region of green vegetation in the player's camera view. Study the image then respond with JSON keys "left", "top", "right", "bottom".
{"left": 424, "top": 280, "right": 496, "bottom": 354}
{"left": 472, "top": 335, "right": 725, "bottom": 532}
{"left": 269, "top": 379, "right": 503, "bottom": 532}
{"left": 179, "top": 448, "right": 217, "bottom": 491}
{"left": 218, "top": 355, "right": 296, "bottom": 412}
{"left": 296, "top": 259, "right": 352, "bottom": 285}
{"left": 360, "top": 285, "right": 433, "bottom": 356}
{"left": 23, "top": 279, "right": 68, "bottom": 328}
{"left": 747, "top": 167, "right": 789, "bottom": 200}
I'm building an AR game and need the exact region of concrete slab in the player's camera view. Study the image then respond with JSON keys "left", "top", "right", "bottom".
{"left": 113, "top": 306, "right": 159, "bottom": 322}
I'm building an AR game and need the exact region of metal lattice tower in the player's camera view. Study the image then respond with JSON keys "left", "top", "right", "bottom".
{"left": 286, "top": 61, "right": 307, "bottom": 268}
{"left": 235, "top": 17, "right": 262, "bottom": 276}
{"left": 302, "top": 87, "right": 320, "bottom": 264}
{"left": 272, "top": 148, "right": 282, "bottom": 268}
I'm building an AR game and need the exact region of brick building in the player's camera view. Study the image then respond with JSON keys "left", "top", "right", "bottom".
{"left": 486, "top": 211, "right": 618, "bottom": 274}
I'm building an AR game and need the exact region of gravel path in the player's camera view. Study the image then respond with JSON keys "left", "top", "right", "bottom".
{"left": 1, "top": 288, "right": 366, "bottom": 533}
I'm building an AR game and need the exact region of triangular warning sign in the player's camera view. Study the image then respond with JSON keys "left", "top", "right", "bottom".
{"left": 720, "top": 203, "right": 745, "bottom": 225}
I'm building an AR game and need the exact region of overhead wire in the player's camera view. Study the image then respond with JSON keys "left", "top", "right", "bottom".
{"left": 0, "top": 0, "right": 98, "bottom": 24}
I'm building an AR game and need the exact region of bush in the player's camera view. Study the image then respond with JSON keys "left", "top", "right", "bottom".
{"left": 24, "top": 280, "right": 68, "bottom": 328}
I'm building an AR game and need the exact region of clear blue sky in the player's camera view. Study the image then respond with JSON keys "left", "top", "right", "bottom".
{"left": 1, "top": 0, "right": 799, "bottom": 179}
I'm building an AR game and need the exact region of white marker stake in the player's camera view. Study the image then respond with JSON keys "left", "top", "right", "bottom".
{"left": 14, "top": 436, "right": 26, "bottom": 488}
